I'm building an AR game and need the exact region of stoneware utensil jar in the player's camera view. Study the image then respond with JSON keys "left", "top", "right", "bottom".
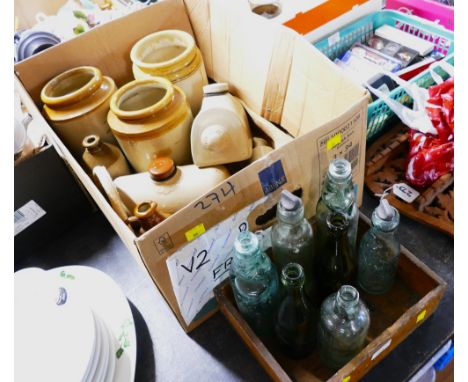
{"left": 107, "top": 78, "right": 193, "bottom": 172}
{"left": 41, "top": 66, "right": 117, "bottom": 157}
{"left": 250, "top": 136, "right": 274, "bottom": 163}
{"left": 191, "top": 83, "right": 252, "bottom": 167}
{"left": 130, "top": 29, "right": 208, "bottom": 115}
{"left": 114, "top": 157, "right": 230, "bottom": 215}
{"left": 82, "top": 134, "right": 130, "bottom": 179}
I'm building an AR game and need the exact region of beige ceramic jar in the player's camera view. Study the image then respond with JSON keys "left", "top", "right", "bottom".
{"left": 107, "top": 78, "right": 193, "bottom": 172}
{"left": 41, "top": 66, "right": 116, "bottom": 157}
{"left": 82, "top": 134, "right": 130, "bottom": 179}
{"left": 249, "top": 136, "right": 274, "bottom": 163}
{"left": 114, "top": 157, "right": 230, "bottom": 215}
{"left": 130, "top": 30, "right": 208, "bottom": 115}
{"left": 191, "top": 83, "right": 252, "bottom": 167}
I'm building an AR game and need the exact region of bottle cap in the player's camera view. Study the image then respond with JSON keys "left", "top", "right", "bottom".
{"left": 203, "top": 83, "right": 229, "bottom": 95}
{"left": 148, "top": 157, "right": 177, "bottom": 181}
{"left": 82, "top": 134, "right": 102, "bottom": 152}
{"left": 279, "top": 190, "right": 301, "bottom": 211}
{"left": 376, "top": 198, "right": 395, "bottom": 221}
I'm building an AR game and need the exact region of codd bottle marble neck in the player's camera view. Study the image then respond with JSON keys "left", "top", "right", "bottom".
{"left": 230, "top": 231, "right": 279, "bottom": 337}
{"left": 321, "top": 159, "right": 355, "bottom": 213}
{"left": 316, "top": 158, "right": 359, "bottom": 257}
{"left": 271, "top": 190, "right": 315, "bottom": 301}
{"left": 358, "top": 199, "right": 400, "bottom": 295}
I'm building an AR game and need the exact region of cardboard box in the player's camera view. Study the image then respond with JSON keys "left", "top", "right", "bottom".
{"left": 14, "top": 0, "right": 369, "bottom": 331}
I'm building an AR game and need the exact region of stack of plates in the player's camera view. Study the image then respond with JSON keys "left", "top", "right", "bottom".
{"left": 15, "top": 266, "right": 136, "bottom": 382}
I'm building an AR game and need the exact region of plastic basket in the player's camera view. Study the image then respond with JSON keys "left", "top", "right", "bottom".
{"left": 386, "top": 0, "right": 454, "bottom": 31}
{"left": 314, "top": 10, "right": 454, "bottom": 142}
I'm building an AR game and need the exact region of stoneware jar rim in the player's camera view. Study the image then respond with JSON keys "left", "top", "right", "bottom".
{"left": 40, "top": 66, "right": 103, "bottom": 107}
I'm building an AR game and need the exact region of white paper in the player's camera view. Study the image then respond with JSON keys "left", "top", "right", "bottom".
{"left": 14, "top": 200, "right": 46, "bottom": 236}
{"left": 393, "top": 183, "right": 420, "bottom": 203}
{"left": 166, "top": 195, "right": 270, "bottom": 325}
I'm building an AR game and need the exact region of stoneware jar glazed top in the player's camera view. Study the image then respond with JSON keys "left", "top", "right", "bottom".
{"left": 110, "top": 78, "right": 174, "bottom": 120}
{"left": 41, "top": 66, "right": 103, "bottom": 107}
{"left": 41, "top": 66, "right": 116, "bottom": 122}
{"left": 130, "top": 30, "right": 200, "bottom": 81}
{"left": 108, "top": 78, "right": 190, "bottom": 139}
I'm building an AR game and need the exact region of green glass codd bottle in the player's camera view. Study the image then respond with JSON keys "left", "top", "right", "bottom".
{"left": 271, "top": 190, "right": 315, "bottom": 300}
{"left": 230, "top": 231, "right": 280, "bottom": 337}
{"left": 315, "top": 212, "right": 356, "bottom": 300}
{"left": 358, "top": 198, "right": 400, "bottom": 295}
{"left": 316, "top": 159, "right": 358, "bottom": 256}
{"left": 275, "top": 263, "right": 318, "bottom": 358}
{"left": 318, "top": 285, "right": 370, "bottom": 370}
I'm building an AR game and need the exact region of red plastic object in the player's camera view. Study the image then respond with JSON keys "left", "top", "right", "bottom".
{"left": 405, "top": 77, "right": 454, "bottom": 188}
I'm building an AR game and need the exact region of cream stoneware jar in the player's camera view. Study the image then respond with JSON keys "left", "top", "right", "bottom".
{"left": 41, "top": 66, "right": 117, "bottom": 157}
{"left": 114, "top": 157, "right": 230, "bottom": 215}
{"left": 191, "top": 83, "right": 252, "bottom": 167}
{"left": 130, "top": 29, "right": 208, "bottom": 115}
{"left": 82, "top": 134, "right": 131, "bottom": 179}
{"left": 107, "top": 78, "right": 193, "bottom": 172}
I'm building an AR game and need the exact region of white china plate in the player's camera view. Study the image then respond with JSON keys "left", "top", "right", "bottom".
{"left": 48, "top": 266, "right": 137, "bottom": 382}
{"left": 15, "top": 267, "right": 97, "bottom": 382}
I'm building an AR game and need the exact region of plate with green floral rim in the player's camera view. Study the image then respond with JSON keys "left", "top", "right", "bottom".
{"left": 49, "top": 266, "right": 136, "bottom": 382}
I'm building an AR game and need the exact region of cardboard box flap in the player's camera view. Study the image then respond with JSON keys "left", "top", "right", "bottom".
{"left": 15, "top": 0, "right": 195, "bottom": 105}
{"left": 281, "top": 36, "right": 369, "bottom": 136}
{"left": 185, "top": 0, "right": 296, "bottom": 123}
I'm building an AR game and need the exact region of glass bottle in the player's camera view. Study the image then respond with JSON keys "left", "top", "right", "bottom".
{"left": 316, "top": 159, "right": 358, "bottom": 255}
{"left": 315, "top": 212, "right": 356, "bottom": 301}
{"left": 275, "top": 263, "right": 317, "bottom": 358}
{"left": 358, "top": 199, "right": 400, "bottom": 295}
{"left": 271, "top": 190, "right": 315, "bottom": 300}
{"left": 318, "top": 285, "right": 370, "bottom": 370}
{"left": 230, "top": 231, "right": 280, "bottom": 337}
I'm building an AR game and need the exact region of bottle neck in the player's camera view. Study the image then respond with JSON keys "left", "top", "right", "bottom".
{"left": 334, "top": 285, "right": 359, "bottom": 319}
{"left": 281, "top": 263, "right": 305, "bottom": 299}
{"left": 234, "top": 231, "right": 264, "bottom": 270}
{"left": 371, "top": 208, "right": 400, "bottom": 234}
{"left": 326, "top": 212, "right": 349, "bottom": 239}
{"left": 277, "top": 204, "right": 304, "bottom": 226}
{"left": 321, "top": 175, "right": 355, "bottom": 212}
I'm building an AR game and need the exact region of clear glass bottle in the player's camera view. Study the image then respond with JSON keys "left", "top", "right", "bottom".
{"left": 315, "top": 212, "right": 356, "bottom": 301}
{"left": 275, "top": 263, "right": 317, "bottom": 358}
{"left": 316, "top": 159, "right": 358, "bottom": 255}
{"left": 358, "top": 199, "right": 400, "bottom": 295}
{"left": 318, "top": 285, "right": 370, "bottom": 370}
{"left": 230, "top": 231, "right": 280, "bottom": 337}
{"left": 271, "top": 190, "right": 315, "bottom": 300}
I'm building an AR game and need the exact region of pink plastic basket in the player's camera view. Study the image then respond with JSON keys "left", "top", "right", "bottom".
{"left": 386, "top": 0, "right": 454, "bottom": 31}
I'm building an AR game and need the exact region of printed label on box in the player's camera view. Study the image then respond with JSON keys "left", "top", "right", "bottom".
{"left": 317, "top": 112, "right": 362, "bottom": 190}
{"left": 166, "top": 195, "right": 269, "bottom": 325}
{"left": 258, "top": 160, "right": 287, "bottom": 196}
{"left": 14, "top": 200, "right": 46, "bottom": 236}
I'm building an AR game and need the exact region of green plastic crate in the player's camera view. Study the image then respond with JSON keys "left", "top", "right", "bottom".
{"left": 314, "top": 10, "right": 454, "bottom": 142}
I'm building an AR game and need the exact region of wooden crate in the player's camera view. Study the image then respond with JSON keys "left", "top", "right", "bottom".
{"left": 214, "top": 213, "right": 446, "bottom": 382}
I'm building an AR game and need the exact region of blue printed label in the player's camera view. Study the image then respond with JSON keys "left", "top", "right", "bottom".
{"left": 258, "top": 160, "right": 287, "bottom": 196}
